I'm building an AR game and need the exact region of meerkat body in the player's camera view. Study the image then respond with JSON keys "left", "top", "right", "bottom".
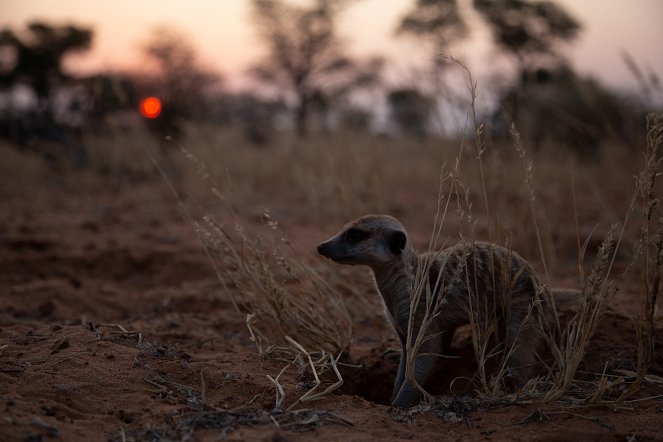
{"left": 317, "top": 215, "right": 553, "bottom": 408}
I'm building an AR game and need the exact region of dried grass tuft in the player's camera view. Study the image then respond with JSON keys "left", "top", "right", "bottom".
{"left": 636, "top": 112, "right": 663, "bottom": 367}
{"left": 544, "top": 226, "right": 619, "bottom": 402}
{"left": 194, "top": 210, "right": 352, "bottom": 356}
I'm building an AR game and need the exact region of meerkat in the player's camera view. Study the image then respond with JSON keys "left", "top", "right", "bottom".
{"left": 317, "top": 214, "right": 562, "bottom": 408}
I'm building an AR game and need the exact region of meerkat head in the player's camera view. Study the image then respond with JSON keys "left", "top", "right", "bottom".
{"left": 317, "top": 215, "right": 408, "bottom": 268}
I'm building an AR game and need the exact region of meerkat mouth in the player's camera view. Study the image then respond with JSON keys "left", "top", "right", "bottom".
{"left": 321, "top": 254, "right": 356, "bottom": 265}
{"left": 332, "top": 257, "right": 356, "bottom": 265}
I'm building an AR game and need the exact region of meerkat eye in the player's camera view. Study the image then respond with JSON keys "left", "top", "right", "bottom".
{"left": 345, "top": 228, "right": 368, "bottom": 244}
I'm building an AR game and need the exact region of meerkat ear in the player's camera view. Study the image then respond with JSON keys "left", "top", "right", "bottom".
{"left": 388, "top": 231, "right": 407, "bottom": 255}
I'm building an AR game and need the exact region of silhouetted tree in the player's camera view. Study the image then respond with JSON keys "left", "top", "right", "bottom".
{"left": 0, "top": 22, "right": 92, "bottom": 165}
{"left": 0, "top": 22, "right": 92, "bottom": 101}
{"left": 398, "top": 0, "right": 580, "bottom": 72}
{"left": 249, "top": 0, "right": 381, "bottom": 137}
{"left": 472, "top": 1, "right": 585, "bottom": 145}
{"left": 398, "top": 0, "right": 467, "bottom": 55}
{"left": 473, "top": 0, "right": 581, "bottom": 71}
{"left": 387, "top": 88, "right": 433, "bottom": 138}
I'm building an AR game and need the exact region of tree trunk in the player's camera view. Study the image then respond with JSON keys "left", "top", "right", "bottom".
{"left": 295, "top": 98, "right": 309, "bottom": 138}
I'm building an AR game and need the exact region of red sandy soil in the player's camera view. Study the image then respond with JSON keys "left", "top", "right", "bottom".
{"left": 1, "top": 176, "right": 662, "bottom": 442}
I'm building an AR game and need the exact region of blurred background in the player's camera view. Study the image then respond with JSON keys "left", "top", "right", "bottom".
{"left": 0, "top": 0, "right": 663, "bottom": 204}
{"left": 1, "top": 0, "right": 661, "bottom": 164}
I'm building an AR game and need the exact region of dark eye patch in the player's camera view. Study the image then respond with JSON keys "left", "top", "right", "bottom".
{"left": 345, "top": 228, "right": 369, "bottom": 244}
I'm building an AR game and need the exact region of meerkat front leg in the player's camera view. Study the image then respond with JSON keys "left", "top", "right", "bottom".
{"left": 391, "top": 346, "right": 437, "bottom": 408}
{"left": 391, "top": 324, "right": 454, "bottom": 407}
{"left": 391, "top": 349, "right": 407, "bottom": 403}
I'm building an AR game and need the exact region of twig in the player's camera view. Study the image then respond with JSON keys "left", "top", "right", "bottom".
{"left": 199, "top": 371, "right": 206, "bottom": 403}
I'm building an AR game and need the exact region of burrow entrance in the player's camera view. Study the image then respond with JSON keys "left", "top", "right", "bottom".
{"left": 336, "top": 329, "right": 481, "bottom": 405}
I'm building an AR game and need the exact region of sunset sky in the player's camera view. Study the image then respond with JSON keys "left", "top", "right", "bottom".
{"left": 1, "top": 0, "right": 662, "bottom": 97}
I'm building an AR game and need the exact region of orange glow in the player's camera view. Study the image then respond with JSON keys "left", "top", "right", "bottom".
{"left": 139, "top": 97, "right": 162, "bottom": 119}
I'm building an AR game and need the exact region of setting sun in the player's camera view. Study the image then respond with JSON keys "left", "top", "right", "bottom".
{"left": 139, "top": 96, "right": 162, "bottom": 119}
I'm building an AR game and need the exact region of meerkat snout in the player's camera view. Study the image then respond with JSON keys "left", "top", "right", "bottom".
{"left": 316, "top": 235, "right": 359, "bottom": 265}
{"left": 316, "top": 241, "right": 333, "bottom": 257}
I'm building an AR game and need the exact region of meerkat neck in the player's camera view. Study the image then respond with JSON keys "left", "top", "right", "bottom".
{"left": 372, "top": 244, "right": 417, "bottom": 322}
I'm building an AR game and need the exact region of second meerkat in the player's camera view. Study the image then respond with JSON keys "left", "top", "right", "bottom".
{"left": 318, "top": 214, "right": 558, "bottom": 408}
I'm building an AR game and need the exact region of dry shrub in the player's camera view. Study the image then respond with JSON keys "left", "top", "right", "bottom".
{"left": 617, "top": 111, "right": 663, "bottom": 400}
{"left": 542, "top": 112, "right": 662, "bottom": 404}
{"left": 545, "top": 226, "right": 620, "bottom": 402}
{"left": 194, "top": 210, "right": 352, "bottom": 355}
{"left": 199, "top": 216, "right": 352, "bottom": 407}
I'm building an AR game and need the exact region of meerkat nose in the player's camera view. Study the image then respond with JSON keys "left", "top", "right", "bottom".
{"left": 317, "top": 242, "right": 331, "bottom": 257}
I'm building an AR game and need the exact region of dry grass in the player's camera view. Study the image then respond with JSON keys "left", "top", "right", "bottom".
{"left": 638, "top": 113, "right": 663, "bottom": 367}
{"left": 618, "top": 112, "right": 663, "bottom": 400}
{"left": 193, "top": 210, "right": 353, "bottom": 356}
